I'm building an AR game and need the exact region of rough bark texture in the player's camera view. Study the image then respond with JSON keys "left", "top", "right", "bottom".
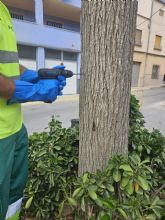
{"left": 79, "top": 0, "right": 138, "bottom": 175}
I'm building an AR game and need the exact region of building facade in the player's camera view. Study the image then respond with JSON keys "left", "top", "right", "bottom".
{"left": 3, "top": 0, "right": 165, "bottom": 90}
{"left": 133, "top": 0, "right": 165, "bottom": 87}
{"left": 3, "top": 0, "right": 81, "bottom": 94}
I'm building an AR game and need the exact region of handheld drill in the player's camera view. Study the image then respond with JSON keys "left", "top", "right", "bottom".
{"left": 7, "top": 68, "right": 74, "bottom": 105}
{"left": 38, "top": 68, "right": 74, "bottom": 103}
{"left": 38, "top": 68, "right": 74, "bottom": 80}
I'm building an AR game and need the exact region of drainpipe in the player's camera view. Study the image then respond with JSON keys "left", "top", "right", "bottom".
{"left": 143, "top": 0, "right": 154, "bottom": 87}
{"left": 77, "top": 53, "right": 81, "bottom": 94}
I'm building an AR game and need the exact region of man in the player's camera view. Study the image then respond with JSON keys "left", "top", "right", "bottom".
{"left": 0, "top": 1, "right": 66, "bottom": 220}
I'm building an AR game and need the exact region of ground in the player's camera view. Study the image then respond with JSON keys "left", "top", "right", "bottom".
{"left": 23, "top": 95, "right": 79, "bottom": 135}
{"left": 140, "top": 86, "right": 165, "bottom": 135}
{"left": 23, "top": 86, "right": 165, "bottom": 135}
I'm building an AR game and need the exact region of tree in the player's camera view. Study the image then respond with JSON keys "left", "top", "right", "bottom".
{"left": 79, "top": 0, "right": 138, "bottom": 175}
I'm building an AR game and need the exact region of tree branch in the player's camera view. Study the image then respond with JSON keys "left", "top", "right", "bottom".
{"left": 152, "top": 183, "right": 165, "bottom": 198}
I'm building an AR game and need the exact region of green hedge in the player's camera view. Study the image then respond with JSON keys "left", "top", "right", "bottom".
{"left": 22, "top": 96, "right": 165, "bottom": 220}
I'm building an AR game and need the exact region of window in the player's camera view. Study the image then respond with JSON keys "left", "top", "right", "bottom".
{"left": 159, "top": 9, "right": 164, "bottom": 16}
{"left": 135, "top": 29, "right": 142, "bottom": 46}
{"left": 151, "top": 65, "right": 160, "bottom": 79}
{"left": 45, "top": 49, "right": 61, "bottom": 60}
{"left": 63, "top": 52, "right": 77, "bottom": 61}
{"left": 46, "top": 20, "right": 63, "bottom": 28}
{"left": 10, "top": 12, "right": 24, "bottom": 20}
{"left": 17, "top": 45, "right": 36, "bottom": 59}
{"left": 154, "top": 35, "right": 162, "bottom": 50}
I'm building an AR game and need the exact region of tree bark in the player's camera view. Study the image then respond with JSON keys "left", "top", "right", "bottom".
{"left": 79, "top": 0, "right": 137, "bottom": 175}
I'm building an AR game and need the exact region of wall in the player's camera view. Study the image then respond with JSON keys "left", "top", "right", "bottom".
{"left": 13, "top": 19, "right": 80, "bottom": 52}
{"left": 137, "top": 0, "right": 152, "bottom": 18}
{"left": 144, "top": 55, "right": 165, "bottom": 86}
{"left": 133, "top": 52, "right": 165, "bottom": 87}
{"left": 8, "top": 6, "right": 80, "bottom": 32}
{"left": 134, "top": 0, "right": 165, "bottom": 87}
{"left": 148, "top": 1, "right": 165, "bottom": 56}
{"left": 135, "top": 15, "right": 150, "bottom": 53}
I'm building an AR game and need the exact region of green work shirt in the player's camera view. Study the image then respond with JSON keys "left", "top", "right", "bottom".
{"left": 0, "top": 1, "right": 22, "bottom": 139}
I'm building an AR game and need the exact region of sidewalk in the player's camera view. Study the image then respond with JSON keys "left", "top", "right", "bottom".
{"left": 131, "top": 84, "right": 164, "bottom": 92}
{"left": 23, "top": 85, "right": 164, "bottom": 106}
{"left": 57, "top": 94, "right": 79, "bottom": 103}
{"left": 131, "top": 85, "right": 165, "bottom": 106}
{"left": 22, "top": 94, "right": 79, "bottom": 106}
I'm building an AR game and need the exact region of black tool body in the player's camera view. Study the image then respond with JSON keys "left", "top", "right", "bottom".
{"left": 38, "top": 68, "right": 74, "bottom": 104}
{"left": 38, "top": 68, "right": 74, "bottom": 80}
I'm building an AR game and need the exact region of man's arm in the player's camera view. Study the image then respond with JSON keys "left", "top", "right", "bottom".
{"left": 0, "top": 74, "right": 15, "bottom": 99}
{"left": 0, "top": 65, "right": 26, "bottom": 99}
{"left": 19, "top": 64, "right": 27, "bottom": 74}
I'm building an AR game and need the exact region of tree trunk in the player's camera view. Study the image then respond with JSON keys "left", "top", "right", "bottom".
{"left": 79, "top": 0, "right": 137, "bottom": 175}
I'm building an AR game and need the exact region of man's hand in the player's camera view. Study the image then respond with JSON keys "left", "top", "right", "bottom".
{"left": 0, "top": 74, "right": 15, "bottom": 99}
{"left": 20, "top": 65, "right": 66, "bottom": 83}
{"left": 8, "top": 79, "right": 61, "bottom": 104}
{"left": 20, "top": 69, "right": 38, "bottom": 83}
{"left": 54, "top": 65, "right": 66, "bottom": 95}
{"left": 20, "top": 65, "right": 67, "bottom": 95}
{"left": 19, "top": 64, "right": 27, "bottom": 75}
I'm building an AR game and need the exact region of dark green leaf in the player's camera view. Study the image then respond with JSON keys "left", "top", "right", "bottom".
{"left": 117, "top": 208, "right": 128, "bottom": 219}
{"left": 25, "top": 196, "right": 33, "bottom": 209}
{"left": 121, "top": 177, "right": 130, "bottom": 188}
{"left": 113, "top": 169, "right": 121, "bottom": 182}
{"left": 82, "top": 173, "right": 88, "bottom": 183}
{"left": 88, "top": 189, "right": 97, "bottom": 200}
{"left": 137, "top": 176, "right": 149, "bottom": 191}
{"left": 72, "top": 187, "right": 83, "bottom": 198}
{"left": 125, "top": 181, "right": 134, "bottom": 195}
{"left": 81, "top": 197, "right": 86, "bottom": 212}
{"left": 145, "top": 214, "right": 157, "bottom": 220}
{"left": 119, "top": 164, "right": 133, "bottom": 172}
{"left": 67, "top": 197, "right": 77, "bottom": 207}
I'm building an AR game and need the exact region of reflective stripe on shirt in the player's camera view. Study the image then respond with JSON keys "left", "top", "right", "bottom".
{"left": 0, "top": 50, "right": 19, "bottom": 63}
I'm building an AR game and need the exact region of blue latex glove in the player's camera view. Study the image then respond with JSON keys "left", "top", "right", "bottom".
{"left": 53, "top": 65, "right": 66, "bottom": 95}
{"left": 19, "top": 66, "right": 67, "bottom": 96}
{"left": 57, "top": 75, "right": 66, "bottom": 95}
{"left": 20, "top": 66, "right": 66, "bottom": 83}
{"left": 54, "top": 65, "right": 66, "bottom": 70}
{"left": 8, "top": 79, "right": 60, "bottom": 104}
{"left": 20, "top": 69, "right": 39, "bottom": 83}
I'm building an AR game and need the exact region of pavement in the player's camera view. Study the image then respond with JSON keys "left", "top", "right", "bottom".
{"left": 140, "top": 86, "right": 165, "bottom": 135}
{"left": 22, "top": 94, "right": 79, "bottom": 135}
{"left": 23, "top": 94, "right": 79, "bottom": 106}
{"left": 23, "top": 86, "right": 165, "bottom": 135}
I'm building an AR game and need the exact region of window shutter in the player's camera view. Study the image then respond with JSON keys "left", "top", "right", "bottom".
{"left": 154, "top": 36, "right": 162, "bottom": 50}
{"left": 151, "top": 65, "right": 160, "bottom": 79}
{"left": 135, "top": 29, "right": 142, "bottom": 46}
